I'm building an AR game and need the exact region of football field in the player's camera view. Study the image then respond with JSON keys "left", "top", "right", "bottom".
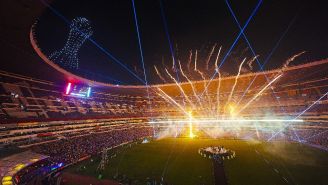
{"left": 67, "top": 138, "right": 328, "bottom": 185}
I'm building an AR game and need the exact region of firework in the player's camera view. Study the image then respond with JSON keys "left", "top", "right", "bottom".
{"left": 154, "top": 65, "right": 166, "bottom": 82}
{"left": 227, "top": 58, "right": 247, "bottom": 105}
{"left": 193, "top": 50, "right": 212, "bottom": 115}
{"left": 216, "top": 69, "right": 221, "bottom": 116}
{"left": 214, "top": 46, "right": 222, "bottom": 70}
{"left": 165, "top": 68, "right": 194, "bottom": 108}
{"left": 187, "top": 50, "right": 193, "bottom": 72}
{"left": 238, "top": 74, "right": 283, "bottom": 114}
{"left": 214, "top": 48, "right": 223, "bottom": 116}
{"left": 171, "top": 56, "right": 176, "bottom": 71}
{"left": 156, "top": 87, "right": 190, "bottom": 116}
{"left": 151, "top": 46, "right": 312, "bottom": 142}
{"left": 196, "top": 67, "right": 213, "bottom": 116}
{"left": 194, "top": 50, "right": 198, "bottom": 71}
{"left": 178, "top": 60, "right": 201, "bottom": 104}
{"left": 206, "top": 44, "right": 217, "bottom": 70}
{"left": 247, "top": 55, "right": 259, "bottom": 70}
{"left": 283, "top": 51, "right": 306, "bottom": 68}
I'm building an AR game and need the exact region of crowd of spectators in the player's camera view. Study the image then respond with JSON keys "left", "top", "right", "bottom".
{"left": 31, "top": 126, "right": 152, "bottom": 164}
{"left": 288, "top": 129, "right": 328, "bottom": 149}
{"left": 240, "top": 128, "right": 328, "bottom": 150}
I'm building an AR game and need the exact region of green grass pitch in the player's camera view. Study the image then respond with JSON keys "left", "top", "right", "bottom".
{"left": 67, "top": 138, "right": 328, "bottom": 185}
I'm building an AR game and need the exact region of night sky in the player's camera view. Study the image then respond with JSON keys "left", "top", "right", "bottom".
{"left": 23, "top": 0, "right": 328, "bottom": 85}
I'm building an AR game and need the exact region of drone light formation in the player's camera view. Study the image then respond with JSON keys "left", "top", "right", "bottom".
{"left": 49, "top": 17, "right": 93, "bottom": 69}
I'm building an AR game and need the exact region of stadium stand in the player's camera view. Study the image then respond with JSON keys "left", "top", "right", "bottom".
{"left": 0, "top": 59, "right": 327, "bottom": 184}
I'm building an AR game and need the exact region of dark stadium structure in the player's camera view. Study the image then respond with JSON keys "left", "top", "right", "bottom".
{"left": 0, "top": 1, "right": 327, "bottom": 185}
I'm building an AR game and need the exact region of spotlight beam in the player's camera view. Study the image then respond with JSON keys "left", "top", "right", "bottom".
{"left": 156, "top": 88, "right": 191, "bottom": 117}
{"left": 305, "top": 130, "right": 328, "bottom": 140}
{"left": 224, "top": 1, "right": 305, "bottom": 143}
{"left": 131, "top": 0, "right": 152, "bottom": 114}
{"left": 159, "top": 0, "right": 181, "bottom": 83}
{"left": 295, "top": 91, "right": 328, "bottom": 119}
{"left": 199, "top": 0, "right": 263, "bottom": 98}
{"left": 237, "top": 74, "right": 283, "bottom": 114}
{"left": 178, "top": 61, "right": 202, "bottom": 106}
{"left": 165, "top": 68, "right": 195, "bottom": 108}
{"left": 226, "top": 0, "right": 298, "bottom": 106}
{"left": 268, "top": 91, "right": 328, "bottom": 141}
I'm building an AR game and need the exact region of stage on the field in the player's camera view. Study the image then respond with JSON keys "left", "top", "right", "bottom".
{"left": 66, "top": 138, "right": 328, "bottom": 185}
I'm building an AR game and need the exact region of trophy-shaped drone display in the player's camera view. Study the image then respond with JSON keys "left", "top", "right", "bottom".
{"left": 49, "top": 17, "right": 93, "bottom": 70}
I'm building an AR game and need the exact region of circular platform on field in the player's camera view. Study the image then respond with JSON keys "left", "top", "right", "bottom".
{"left": 198, "top": 146, "right": 235, "bottom": 160}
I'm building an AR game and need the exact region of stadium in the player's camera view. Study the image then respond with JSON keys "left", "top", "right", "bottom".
{"left": 0, "top": 0, "right": 327, "bottom": 185}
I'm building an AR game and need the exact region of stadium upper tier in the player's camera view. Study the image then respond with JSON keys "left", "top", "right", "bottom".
{"left": 0, "top": 59, "right": 327, "bottom": 123}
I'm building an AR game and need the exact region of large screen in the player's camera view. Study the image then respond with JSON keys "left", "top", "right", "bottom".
{"left": 65, "top": 82, "right": 91, "bottom": 98}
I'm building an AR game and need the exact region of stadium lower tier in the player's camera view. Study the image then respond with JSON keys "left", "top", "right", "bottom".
{"left": 0, "top": 123, "right": 152, "bottom": 185}
{"left": 0, "top": 119, "right": 327, "bottom": 185}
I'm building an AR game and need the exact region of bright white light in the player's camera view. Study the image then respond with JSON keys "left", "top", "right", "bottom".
{"left": 149, "top": 119, "right": 303, "bottom": 124}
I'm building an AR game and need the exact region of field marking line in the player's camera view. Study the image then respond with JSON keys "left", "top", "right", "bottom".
{"left": 264, "top": 159, "right": 269, "bottom": 164}
{"left": 274, "top": 168, "right": 279, "bottom": 174}
{"left": 283, "top": 177, "right": 289, "bottom": 183}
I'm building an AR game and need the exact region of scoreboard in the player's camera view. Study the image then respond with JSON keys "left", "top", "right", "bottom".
{"left": 65, "top": 82, "right": 91, "bottom": 98}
